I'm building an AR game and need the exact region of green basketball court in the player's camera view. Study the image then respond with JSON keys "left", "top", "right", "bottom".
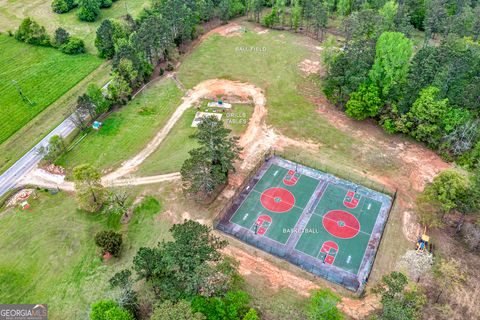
{"left": 218, "top": 157, "right": 393, "bottom": 291}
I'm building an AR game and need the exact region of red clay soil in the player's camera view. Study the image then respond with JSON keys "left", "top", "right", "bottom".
{"left": 222, "top": 246, "right": 381, "bottom": 319}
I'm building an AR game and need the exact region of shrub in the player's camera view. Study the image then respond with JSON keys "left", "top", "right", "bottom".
{"left": 90, "top": 300, "right": 133, "bottom": 320}
{"left": 54, "top": 27, "right": 70, "bottom": 47}
{"left": 100, "top": 0, "right": 113, "bottom": 8}
{"left": 51, "top": 0, "right": 76, "bottom": 14}
{"left": 94, "top": 230, "right": 123, "bottom": 257}
{"left": 461, "top": 222, "right": 480, "bottom": 251}
{"left": 60, "top": 37, "right": 86, "bottom": 54}
{"left": 14, "top": 18, "right": 50, "bottom": 46}
{"left": 306, "top": 289, "right": 343, "bottom": 320}
{"left": 166, "top": 62, "right": 174, "bottom": 71}
{"left": 78, "top": 0, "right": 101, "bottom": 22}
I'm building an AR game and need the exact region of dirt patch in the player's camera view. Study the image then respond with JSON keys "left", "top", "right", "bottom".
{"left": 254, "top": 26, "right": 269, "bottom": 34}
{"left": 223, "top": 245, "right": 379, "bottom": 319}
{"left": 311, "top": 95, "right": 450, "bottom": 242}
{"left": 206, "top": 23, "right": 245, "bottom": 37}
{"left": 299, "top": 59, "right": 321, "bottom": 76}
{"left": 223, "top": 246, "right": 320, "bottom": 295}
{"left": 402, "top": 211, "right": 422, "bottom": 242}
{"left": 338, "top": 295, "right": 381, "bottom": 320}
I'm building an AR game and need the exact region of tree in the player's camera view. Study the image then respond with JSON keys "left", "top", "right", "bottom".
{"left": 368, "top": 32, "right": 413, "bottom": 99}
{"left": 134, "top": 14, "right": 172, "bottom": 65}
{"left": 337, "top": 0, "right": 351, "bottom": 16}
{"left": 433, "top": 258, "right": 467, "bottom": 303}
{"left": 379, "top": 1, "right": 399, "bottom": 30}
{"left": 251, "top": 0, "right": 264, "bottom": 22}
{"left": 403, "top": 86, "right": 449, "bottom": 147}
{"left": 181, "top": 116, "right": 241, "bottom": 200}
{"left": 311, "top": 0, "right": 328, "bottom": 40}
{"left": 151, "top": 300, "right": 205, "bottom": 320}
{"left": 14, "top": 18, "right": 50, "bottom": 46}
{"left": 424, "top": 0, "right": 447, "bottom": 39}
{"left": 132, "top": 220, "right": 229, "bottom": 300}
{"left": 78, "top": 0, "right": 101, "bottom": 22}
{"left": 306, "top": 289, "right": 344, "bottom": 320}
{"left": 72, "top": 164, "right": 107, "bottom": 212}
{"left": 95, "top": 230, "right": 123, "bottom": 256}
{"left": 87, "top": 83, "right": 111, "bottom": 115}
{"left": 419, "top": 170, "right": 468, "bottom": 216}
{"left": 291, "top": 0, "right": 302, "bottom": 32}
{"left": 401, "top": 45, "right": 438, "bottom": 111}
{"left": 373, "top": 272, "right": 426, "bottom": 320}
{"left": 51, "top": 0, "right": 76, "bottom": 13}
{"left": 345, "top": 83, "right": 382, "bottom": 120}
{"left": 219, "top": 0, "right": 232, "bottom": 23}
{"left": 90, "top": 300, "right": 133, "bottom": 320}
{"left": 109, "top": 270, "right": 138, "bottom": 317}
{"left": 77, "top": 93, "right": 97, "bottom": 119}
{"left": 152, "top": 0, "right": 195, "bottom": 43}
{"left": 54, "top": 27, "right": 70, "bottom": 47}
{"left": 38, "top": 135, "right": 66, "bottom": 164}
{"left": 95, "top": 19, "right": 125, "bottom": 59}
{"left": 108, "top": 71, "right": 132, "bottom": 104}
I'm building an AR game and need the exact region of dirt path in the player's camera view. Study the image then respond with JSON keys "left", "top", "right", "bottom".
{"left": 102, "top": 78, "right": 273, "bottom": 183}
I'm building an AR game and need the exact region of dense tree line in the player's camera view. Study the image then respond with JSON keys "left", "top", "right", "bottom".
{"left": 13, "top": 18, "right": 85, "bottom": 54}
{"left": 317, "top": 2, "right": 480, "bottom": 168}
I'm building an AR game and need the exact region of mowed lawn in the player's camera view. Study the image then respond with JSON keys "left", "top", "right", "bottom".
{"left": 57, "top": 78, "right": 183, "bottom": 172}
{"left": 0, "top": 35, "right": 102, "bottom": 144}
{"left": 0, "top": 0, "right": 149, "bottom": 52}
{"left": 0, "top": 192, "right": 169, "bottom": 319}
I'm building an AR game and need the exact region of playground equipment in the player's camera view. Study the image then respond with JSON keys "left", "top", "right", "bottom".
{"left": 416, "top": 227, "right": 430, "bottom": 253}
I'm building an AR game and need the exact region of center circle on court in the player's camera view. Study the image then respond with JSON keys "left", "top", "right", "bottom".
{"left": 260, "top": 187, "right": 295, "bottom": 213}
{"left": 322, "top": 210, "right": 360, "bottom": 239}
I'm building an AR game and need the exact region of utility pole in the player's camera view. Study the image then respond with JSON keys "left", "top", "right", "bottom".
{"left": 12, "top": 80, "right": 35, "bottom": 106}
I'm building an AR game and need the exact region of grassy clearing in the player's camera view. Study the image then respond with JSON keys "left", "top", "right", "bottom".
{"left": 57, "top": 78, "right": 183, "bottom": 173}
{"left": 0, "top": 191, "right": 167, "bottom": 319}
{"left": 137, "top": 103, "right": 253, "bottom": 176}
{"left": 0, "top": 0, "right": 149, "bottom": 52}
{"left": 177, "top": 24, "right": 356, "bottom": 157}
{"left": 0, "top": 34, "right": 102, "bottom": 145}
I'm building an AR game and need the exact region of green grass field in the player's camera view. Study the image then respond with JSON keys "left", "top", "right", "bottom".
{"left": 57, "top": 78, "right": 183, "bottom": 172}
{"left": 0, "top": 0, "right": 149, "bottom": 52}
{"left": 0, "top": 34, "right": 102, "bottom": 145}
{"left": 0, "top": 192, "right": 167, "bottom": 319}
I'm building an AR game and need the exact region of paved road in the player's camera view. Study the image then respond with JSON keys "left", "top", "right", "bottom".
{"left": 0, "top": 81, "right": 112, "bottom": 198}
{"left": 0, "top": 116, "right": 76, "bottom": 197}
